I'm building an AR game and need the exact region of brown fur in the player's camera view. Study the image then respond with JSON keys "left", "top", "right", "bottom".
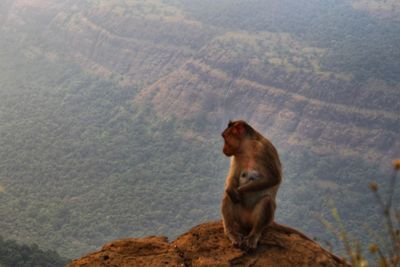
{"left": 221, "top": 120, "right": 282, "bottom": 251}
{"left": 220, "top": 120, "right": 346, "bottom": 263}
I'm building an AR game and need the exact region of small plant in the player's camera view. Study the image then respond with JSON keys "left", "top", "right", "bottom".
{"left": 321, "top": 159, "right": 400, "bottom": 267}
{"left": 367, "top": 160, "right": 400, "bottom": 266}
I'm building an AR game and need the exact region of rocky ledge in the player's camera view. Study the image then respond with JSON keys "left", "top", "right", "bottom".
{"left": 67, "top": 221, "right": 347, "bottom": 267}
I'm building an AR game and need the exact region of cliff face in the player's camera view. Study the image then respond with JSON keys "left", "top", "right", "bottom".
{"left": 67, "top": 221, "right": 346, "bottom": 267}
{"left": 2, "top": 0, "right": 399, "bottom": 164}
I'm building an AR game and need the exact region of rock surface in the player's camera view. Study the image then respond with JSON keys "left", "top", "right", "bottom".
{"left": 67, "top": 221, "right": 347, "bottom": 267}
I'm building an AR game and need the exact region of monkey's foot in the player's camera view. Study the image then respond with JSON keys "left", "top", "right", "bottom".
{"left": 240, "top": 234, "right": 261, "bottom": 252}
{"left": 238, "top": 243, "right": 254, "bottom": 254}
{"left": 226, "top": 231, "right": 244, "bottom": 247}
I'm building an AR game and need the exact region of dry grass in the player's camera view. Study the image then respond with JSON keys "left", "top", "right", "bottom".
{"left": 322, "top": 160, "right": 400, "bottom": 266}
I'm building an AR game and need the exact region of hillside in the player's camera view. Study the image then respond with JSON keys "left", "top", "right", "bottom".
{"left": 0, "top": 0, "right": 399, "bottom": 259}
{"left": 0, "top": 236, "right": 68, "bottom": 267}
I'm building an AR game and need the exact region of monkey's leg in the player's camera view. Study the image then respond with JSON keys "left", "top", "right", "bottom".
{"left": 243, "top": 195, "right": 275, "bottom": 250}
{"left": 221, "top": 195, "right": 243, "bottom": 246}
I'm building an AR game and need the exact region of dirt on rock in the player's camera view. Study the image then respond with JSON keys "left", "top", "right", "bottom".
{"left": 67, "top": 221, "right": 347, "bottom": 267}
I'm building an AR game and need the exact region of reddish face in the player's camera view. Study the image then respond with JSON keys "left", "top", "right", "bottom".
{"left": 221, "top": 121, "right": 244, "bottom": 157}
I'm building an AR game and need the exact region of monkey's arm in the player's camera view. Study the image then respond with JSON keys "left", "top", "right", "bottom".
{"left": 225, "top": 172, "right": 241, "bottom": 203}
{"left": 237, "top": 174, "right": 280, "bottom": 194}
{"left": 226, "top": 187, "right": 241, "bottom": 203}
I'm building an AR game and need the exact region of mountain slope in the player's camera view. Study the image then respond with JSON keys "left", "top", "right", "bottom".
{"left": 0, "top": 236, "right": 69, "bottom": 267}
{"left": 0, "top": 0, "right": 398, "bottom": 259}
{"left": 135, "top": 57, "right": 399, "bottom": 162}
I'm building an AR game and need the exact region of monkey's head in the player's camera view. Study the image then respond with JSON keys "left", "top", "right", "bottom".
{"left": 221, "top": 120, "right": 249, "bottom": 156}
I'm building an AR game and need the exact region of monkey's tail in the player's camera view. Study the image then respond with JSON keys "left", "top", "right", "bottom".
{"left": 270, "top": 222, "right": 347, "bottom": 265}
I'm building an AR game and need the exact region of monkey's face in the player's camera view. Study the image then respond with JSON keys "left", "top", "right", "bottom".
{"left": 221, "top": 122, "right": 242, "bottom": 156}
{"left": 222, "top": 135, "right": 240, "bottom": 156}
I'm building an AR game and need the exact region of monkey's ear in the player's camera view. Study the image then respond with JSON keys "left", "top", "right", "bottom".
{"left": 234, "top": 122, "right": 245, "bottom": 136}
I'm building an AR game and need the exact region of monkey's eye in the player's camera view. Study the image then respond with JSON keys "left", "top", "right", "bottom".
{"left": 241, "top": 172, "right": 247, "bottom": 177}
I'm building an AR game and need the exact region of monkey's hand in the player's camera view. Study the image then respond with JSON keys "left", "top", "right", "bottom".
{"left": 237, "top": 185, "right": 249, "bottom": 195}
{"left": 226, "top": 187, "right": 241, "bottom": 204}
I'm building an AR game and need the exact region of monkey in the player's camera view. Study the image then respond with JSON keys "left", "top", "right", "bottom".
{"left": 220, "top": 120, "right": 347, "bottom": 263}
{"left": 221, "top": 120, "right": 282, "bottom": 251}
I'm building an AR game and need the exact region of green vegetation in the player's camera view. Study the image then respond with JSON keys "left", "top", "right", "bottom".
{"left": 0, "top": 0, "right": 398, "bottom": 261}
{"left": 0, "top": 236, "right": 69, "bottom": 267}
{"left": 203, "top": 31, "right": 334, "bottom": 76}
{"left": 180, "top": 0, "right": 400, "bottom": 84}
{"left": 350, "top": 0, "right": 400, "bottom": 18}
{"left": 0, "top": 42, "right": 224, "bottom": 257}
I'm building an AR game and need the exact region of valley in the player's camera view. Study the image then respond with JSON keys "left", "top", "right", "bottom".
{"left": 0, "top": 0, "right": 398, "bottom": 259}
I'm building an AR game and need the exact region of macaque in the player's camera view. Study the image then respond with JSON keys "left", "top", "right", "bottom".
{"left": 221, "top": 120, "right": 282, "bottom": 251}
{"left": 220, "top": 120, "right": 345, "bottom": 264}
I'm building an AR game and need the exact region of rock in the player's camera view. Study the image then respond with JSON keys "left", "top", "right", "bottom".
{"left": 67, "top": 221, "right": 347, "bottom": 267}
